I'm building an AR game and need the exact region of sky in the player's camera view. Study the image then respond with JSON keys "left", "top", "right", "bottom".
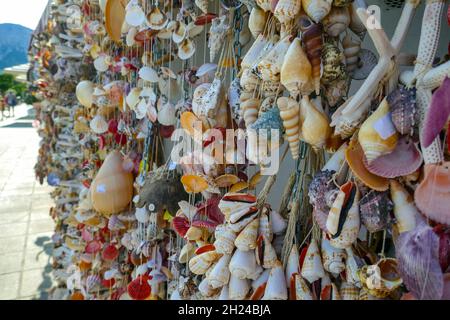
{"left": 0, "top": 0, "right": 50, "bottom": 30}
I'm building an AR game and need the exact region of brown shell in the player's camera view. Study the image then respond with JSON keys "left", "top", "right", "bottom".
{"left": 300, "top": 17, "right": 322, "bottom": 95}
{"left": 386, "top": 87, "right": 417, "bottom": 136}
{"left": 359, "top": 190, "right": 393, "bottom": 233}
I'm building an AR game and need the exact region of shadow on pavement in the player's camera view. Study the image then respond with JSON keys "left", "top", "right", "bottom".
{"left": 31, "top": 235, "right": 54, "bottom": 300}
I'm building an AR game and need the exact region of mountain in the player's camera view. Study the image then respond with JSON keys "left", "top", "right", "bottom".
{"left": 0, "top": 24, "right": 32, "bottom": 71}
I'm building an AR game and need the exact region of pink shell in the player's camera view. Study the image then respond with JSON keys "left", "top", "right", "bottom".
{"left": 85, "top": 240, "right": 102, "bottom": 254}
{"left": 363, "top": 136, "right": 423, "bottom": 178}
{"left": 422, "top": 77, "right": 450, "bottom": 148}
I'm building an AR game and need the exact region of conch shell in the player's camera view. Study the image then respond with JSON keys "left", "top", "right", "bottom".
{"left": 301, "top": 239, "right": 325, "bottom": 283}
{"left": 390, "top": 180, "right": 418, "bottom": 234}
{"left": 229, "top": 274, "right": 250, "bottom": 300}
{"left": 207, "top": 254, "right": 231, "bottom": 289}
{"left": 277, "top": 97, "right": 300, "bottom": 159}
{"left": 300, "top": 97, "right": 331, "bottom": 152}
{"left": 214, "top": 224, "right": 237, "bottom": 255}
{"left": 322, "top": 6, "right": 350, "bottom": 37}
{"left": 291, "top": 274, "right": 313, "bottom": 300}
{"left": 301, "top": 0, "right": 332, "bottom": 23}
{"left": 235, "top": 218, "right": 259, "bottom": 251}
{"left": 229, "top": 249, "right": 258, "bottom": 279}
{"left": 242, "top": 98, "right": 261, "bottom": 127}
{"left": 262, "top": 261, "right": 288, "bottom": 300}
{"left": 280, "top": 37, "right": 313, "bottom": 98}
{"left": 300, "top": 18, "right": 322, "bottom": 95}
{"left": 358, "top": 98, "right": 398, "bottom": 163}
{"left": 258, "top": 36, "right": 292, "bottom": 82}
{"left": 274, "top": 0, "right": 301, "bottom": 24}
{"left": 321, "top": 237, "right": 346, "bottom": 274}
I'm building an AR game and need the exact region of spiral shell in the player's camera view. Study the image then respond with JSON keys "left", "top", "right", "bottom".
{"left": 300, "top": 97, "right": 331, "bottom": 152}
{"left": 321, "top": 237, "right": 346, "bottom": 274}
{"left": 301, "top": 0, "right": 332, "bottom": 23}
{"left": 342, "top": 33, "right": 361, "bottom": 75}
{"left": 322, "top": 6, "right": 350, "bottom": 37}
{"left": 242, "top": 98, "right": 260, "bottom": 127}
{"left": 277, "top": 97, "right": 300, "bottom": 159}
{"left": 214, "top": 224, "right": 237, "bottom": 255}
{"left": 322, "top": 42, "right": 346, "bottom": 85}
{"left": 300, "top": 18, "right": 322, "bottom": 95}
{"left": 235, "top": 218, "right": 259, "bottom": 251}
{"left": 258, "top": 36, "right": 292, "bottom": 82}
{"left": 274, "top": 0, "right": 301, "bottom": 24}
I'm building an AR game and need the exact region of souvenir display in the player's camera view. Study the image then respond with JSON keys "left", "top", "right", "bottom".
{"left": 27, "top": 0, "right": 450, "bottom": 300}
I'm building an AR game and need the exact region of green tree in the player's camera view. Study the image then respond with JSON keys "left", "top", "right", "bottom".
{"left": 0, "top": 73, "right": 16, "bottom": 93}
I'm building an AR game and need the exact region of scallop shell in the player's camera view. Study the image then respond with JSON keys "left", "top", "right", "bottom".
{"left": 359, "top": 190, "right": 393, "bottom": 233}
{"left": 274, "top": 0, "right": 301, "bottom": 24}
{"left": 138, "top": 66, "right": 159, "bottom": 82}
{"left": 262, "top": 261, "right": 288, "bottom": 300}
{"left": 207, "top": 254, "right": 231, "bottom": 289}
{"left": 386, "top": 87, "right": 417, "bottom": 136}
{"left": 146, "top": 7, "right": 168, "bottom": 30}
{"left": 157, "top": 102, "right": 176, "bottom": 126}
{"left": 301, "top": 239, "right": 325, "bottom": 283}
{"left": 358, "top": 98, "right": 398, "bottom": 163}
{"left": 94, "top": 54, "right": 111, "bottom": 72}
{"left": 301, "top": 0, "right": 332, "bottom": 23}
{"left": 362, "top": 136, "right": 423, "bottom": 178}
{"left": 300, "top": 97, "right": 331, "bottom": 152}
{"left": 90, "top": 114, "right": 108, "bottom": 134}
{"left": 125, "top": 4, "right": 145, "bottom": 27}
{"left": 414, "top": 162, "right": 450, "bottom": 225}
{"left": 229, "top": 249, "right": 258, "bottom": 279}
{"left": 178, "top": 38, "right": 196, "bottom": 60}
{"left": 321, "top": 237, "right": 346, "bottom": 274}
{"left": 322, "top": 6, "right": 350, "bottom": 37}
{"left": 280, "top": 37, "right": 313, "bottom": 98}
{"left": 76, "top": 81, "right": 94, "bottom": 108}
{"left": 277, "top": 97, "right": 300, "bottom": 159}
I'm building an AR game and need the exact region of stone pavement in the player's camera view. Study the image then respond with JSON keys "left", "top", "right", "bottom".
{"left": 0, "top": 105, "right": 55, "bottom": 300}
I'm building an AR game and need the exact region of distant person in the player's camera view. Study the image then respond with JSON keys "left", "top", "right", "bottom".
{"left": 0, "top": 94, "right": 4, "bottom": 120}
{"left": 6, "top": 91, "right": 17, "bottom": 116}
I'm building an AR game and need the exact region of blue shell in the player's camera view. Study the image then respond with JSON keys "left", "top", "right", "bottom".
{"left": 250, "top": 107, "right": 283, "bottom": 140}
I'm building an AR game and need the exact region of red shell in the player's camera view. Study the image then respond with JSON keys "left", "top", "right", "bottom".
{"left": 299, "top": 246, "right": 308, "bottom": 271}
{"left": 127, "top": 276, "right": 151, "bottom": 300}
{"left": 195, "top": 244, "right": 215, "bottom": 255}
{"left": 134, "top": 29, "right": 159, "bottom": 43}
{"left": 114, "top": 133, "right": 127, "bottom": 145}
{"left": 195, "top": 13, "right": 217, "bottom": 26}
{"left": 172, "top": 216, "right": 190, "bottom": 237}
{"left": 102, "top": 244, "right": 119, "bottom": 261}
{"left": 101, "top": 278, "right": 116, "bottom": 288}
{"left": 98, "top": 135, "right": 106, "bottom": 150}
{"left": 85, "top": 240, "right": 102, "bottom": 254}
{"left": 108, "top": 119, "right": 118, "bottom": 134}
{"left": 160, "top": 125, "right": 175, "bottom": 138}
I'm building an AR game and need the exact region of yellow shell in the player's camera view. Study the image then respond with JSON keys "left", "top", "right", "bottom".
{"left": 390, "top": 180, "right": 418, "bottom": 234}
{"left": 300, "top": 97, "right": 331, "bottom": 151}
{"left": 249, "top": 7, "right": 267, "bottom": 38}
{"left": 281, "top": 38, "right": 313, "bottom": 98}
{"left": 278, "top": 97, "right": 300, "bottom": 159}
{"left": 242, "top": 98, "right": 260, "bottom": 127}
{"left": 358, "top": 98, "right": 398, "bottom": 163}
{"left": 301, "top": 0, "right": 332, "bottom": 23}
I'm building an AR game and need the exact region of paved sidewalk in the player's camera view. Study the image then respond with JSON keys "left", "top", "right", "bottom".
{"left": 0, "top": 105, "right": 55, "bottom": 300}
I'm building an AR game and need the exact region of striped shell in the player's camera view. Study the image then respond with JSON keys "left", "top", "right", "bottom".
{"left": 386, "top": 87, "right": 417, "bottom": 136}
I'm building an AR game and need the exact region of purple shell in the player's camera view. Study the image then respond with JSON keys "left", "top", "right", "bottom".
{"left": 363, "top": 136, "right": 423, "bottom": 178}
{"left": 359, "top": 190, "right": 393, "bottom": 233}
{"left": 387, "top": 87, "right": 417, "bottom": 136}
{"left": 308, "top": 170, "right": 337, "bottom": 212}
{"left": 422, "top": 77, "right": 450, "bottom": 148}
{"left": 396, "top": 221, "right": 444, "bottom": 300}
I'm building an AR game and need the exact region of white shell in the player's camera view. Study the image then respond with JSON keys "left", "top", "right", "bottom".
{"left": 262, "top": 261, "right": 288, "bottom": 300}
{"left": 146, "top": 7, "right": 168, "bottom": 30}
{"left": 235, "top": 218, "right": 259, "bottom": 251}
{"left": 157, "top": 103, "right": 176, "bottom": 126}
{"left": 135, "top": 99, "right": 149, "bottom": 119}
{"left": 196, "top": 63, "right": 217, "bottom": 78}
{"left": 178, "top": 38, "right": 196, "bottom": 60}
{"left": 218, "top": 285, "right": 229, "bottom": 300}
{"left": 198, "top": 277, "right": 216, "bottom": 297}
{"left": 321, "top": 237, "right": 346, "bottom": 274}
{"left": 301, "top": 239, "right": 325, "bottom": 283}
{"left": 252, "top": 269, "right": 270, "bottom": 290}
{"left": 172, "top": 22, "right": 187, "bottom": 44}
{"left": 89, "top": 114, "right": 108, "bottom": 134}
{"left": 270, "top": 210, "right": 287, "bottom": 234}
{"left": 125, "top": 5, "right": 146, "bottom": 27}
{"left": 207, "top": 254, "right": 231, "bottom": 289}
{"left": 135, "top": 207, "right": 149, "bottom": 223}
{"left": 229, "top": 249, "right": 258, "bottom": 280}
{"left": 126, "top": 88, "right": 142, "bottom": 109}
{"left": 139, "top": 66, "right": 159, "bottom": 82}
{"left": 323, "top": 142, "right": 348, "bottom": 172}
{"left": 76, "top": 80, "right": 94, "bottom": 108}
{"left": 187, "top": 22, "right": 204, "bottom": 38}
{"left": 285, "top": 244, "right": 300, "bottom": 288}
{"left": 228, "top": 275, "right": 250, "bottom": 300}
{"left": 214, "top": 224, "right": 237, "bottom": 255}
{"left": 94, "top": 54, "right": 110, "bottom": 72}
{"left": 126, "top": 27, "right": 137, "bottom": 46}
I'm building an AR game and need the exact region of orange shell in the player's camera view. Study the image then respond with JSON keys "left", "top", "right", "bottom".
{"left": 105, "top": 0, "right": 127, "bottom": 42}
{"left": 70, "top": 292, "right": 85, "bottom": 300}
{"left": 214, "top": 174, "right": 240, "bottom": 188}
{"left": 249, "top": 171, "right": 262, "bottom": 189}
{"left": 79, "top": 260, "right": 92, "bottom": 272}
{"left": 345, "top": 139, "right": 389, "bottom": 191}
{"left": 230, "top": 181, "right": 249, "bottom": 193}
{"left": 180, "top": 111, "right": 203, "bottom": 137}
{"left": 195, "top": 244, "right": 216, "bottom": 255}
{"left": 181, "top": 174, "right": 209, "bottom": 193}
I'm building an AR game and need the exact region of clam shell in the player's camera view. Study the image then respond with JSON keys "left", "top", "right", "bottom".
{"left": 178, "top": 38, "right": 196, "bottom": 60}
{"left": 138, "top": 66, "right": 159, "bottom": 82}
{"left": 363, "top": 136, "right": 423, "bottom": 178}
{"left": 94, "top": 54, "right": 111, "bottom": 72}
{"left": 125, "top": 4, "right": 145, "bottom": 27}
{"left": 146, "top": 7, "right": 168, "bottom": 30}
{"left": 76, "top": 80, "right": 94, "bottom": 108}
{"left": 172, "top": 21, "right": 187, "bottom": 44}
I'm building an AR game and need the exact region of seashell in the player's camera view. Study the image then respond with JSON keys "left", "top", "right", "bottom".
{"left": 198, "top": 277, "right": 217, "bottom": 297}
{"left": 422, "top": 77, "right": 450, "bottom": 148}
{"left": 258, "top": 209, "right": 273, "bottom": 242}
{"left": 125, "top": 3, "right": 145, "bottom": 27}
{"left": 235, "top": 218, "right": 259, "bottom": 251}
{"left": 300, "top": 96, "right": 331, "bottom": 152}
{"left": 291, "top": 274, "right": 313, "bottom": 300}
{"left": 345, "top": 139, "right": 389, "bottom": 191}
{"left": 209, "top": 16, "right": 229, "bottom": 62}
{"left": 256, "top": 0, "right": 272, "bottom": 11}
{"left": 359, "top": 190, "right": 393, "bottom": 233}
{"left": 126, "top": 87, "right": 142, "bottom": 109}
{"left": 242, "top": 98, "right": 261, "bottom": 127}
{"left": 195, "top": 0, "right": 209, "bottom": 13}
{"left": 322, "top": 6, "right": 350, "bottom": 37}
{"left": 301, "top": 239, "right": 325, "bottom": 283}
{"left": 348, "top": 2, "right": 366, "bottom": 39}
{"left": 189, "top": 250, "right": 219, "bottom": 275}
{"left": 214, "top": 224, "right": 237, "bottom": 255}
{"left": 326, "top": 181, "right": 353, "bottom": 236}
{"left": 146, "top": 7, "right": 168, "bottom": 30}
{"left": 342, "top": 33, "right": 361, "bottom": 75}
{"left": 285, "top": 244, "right": 300, "bottom": 288}
{"left": 330, "top": 185, "right": 360, "bottom": 249}
{"left": 309, "top": 169, "right": 337, "bottom": 213}
{"left": 363, "top": 136, "right": 423, "bottom": 179}
{"left": 258, "top": 36, "right": 292, "bottom": 82}
{"left": 340, "top": 282, "right": 360, "bottom": 300}
{"left": 280, "top": 37, "right": 313, "bottom": 98}
{"left": 181, "top": 174, "right": 208, "bottom": 193}
{"left": 207, "top": 254, "right": 231, "bottom": 288}
{"left": 331, "top": 97, "right": 370, "bottom": 139}
{"left": 358, "top": 98, "right": 398, "bottom": 163}
{"left": 250, "top": 107, "right": 284, "bottom": 141}
{"left": 256, "top": 235, "right": 278, "bottom": 269}
{"left": 229, "top": 249, "right": 258, "bottom": 279}
{"left": 321, "top": 42, "right": 346, "bottom": 84}
{"left": 323, "top": 142, "right": 347, "bottom": 173}
{"left": 361, "top": 258, "right": 403, "bottom": 298}
{"left": 351, "top": 49, "right": 378, "bottom": 80}
{"left": 395, "top": 222, "right": 443, "bottom": 300}
{"left": 389, "top": 180, "right": 418, "bottom": 234}
{"left": 90, "top": 114, "right": 108, "bottom": 134}
{"left": 196, "top": 63, "right": 217, "bottom": 78}
{"left": 219, "top": 193, "right": 257, "bottom": 220}
{"left": 229, "top": 274, "right": 250, "bottom": 300}
{"left": 218, "top": 285, "right": 229, "bottom": 300}
{"left": 387, "top": 87, "right": 417, "bottom": 136}
{"left": 127, "top": 276, "right": 151, "bottom": 300}
{"left": 321, "top": 237, "right": 346, "bottom": 274}
{"left": 345, "top": 247, "right": 362, "bottom": 288}
{"left": 241, "top": 34, "right": 273, "bottom": 70}
{"left": 414, "top": 162, "right": 450, "bottom": 225}
{"left": 126, "top": 27, "right": 138, "bottom": 46}
{"left": 270, "top": 210, "right": 287, "bottom": 234}
{"left": 187, "top": 21, "right": 204, "bottom": 38}
{"left": 274, "top": 0, "right": 301, "bottom": 24}
{"left": 179, "top": 242, "right": 196, "bottom": 264}
{"left": 178, "top": 38, "right": 196, "bottom": 60}
{"left": 94, "top": 54, "right": 111, "bottom": 72}
{"left": 301, "top": 0, "right": 332, "bottom": 23}
{"left": 262, "top": 261, "right": 288, "bottom": 300}
{"left": 277, "top": 97, "right": 300, "bottom": 159}
{"left": 300, "top": 18, "right": 322, "bottom": 95}
{"left": 138, "top": 66, "right": 159, "bottom": 82}
{"left": 172, "top": 21, "right": 187, "bottom": 44}
{"left": 157, "top": 103, "right": 176, "bottom": 126}
{"left": 91, "top": 151, "right": 134, "bottom": 216}
{"left": 76, "top": 80, "right": 94, "bottom": 108}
